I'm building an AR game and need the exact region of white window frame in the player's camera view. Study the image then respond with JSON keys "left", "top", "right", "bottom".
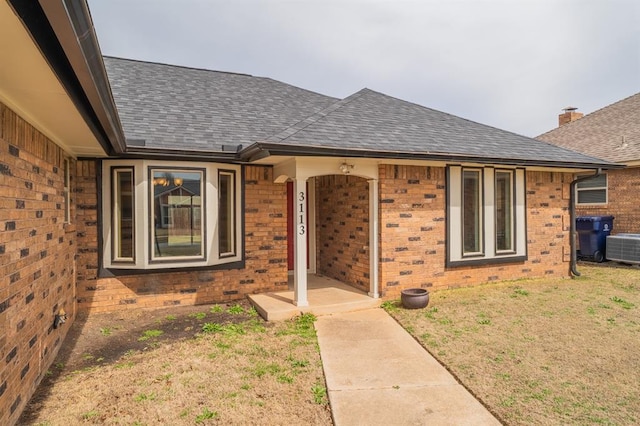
{"left": 448, "top": 166, "right": 526, "bottom": 265}
{"left": 575, "top": 173, "right": 608, "bottom": 206}
{"left": 102, "top": 160, "right": 242, "bottom": 270}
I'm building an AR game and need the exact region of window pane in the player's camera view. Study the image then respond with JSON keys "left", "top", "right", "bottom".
{"left": 495, "top": 171, "right": 513, "bottom": 251}
{"left": 114, "top": 169, "right": 134, "bottom": 261}
{"left": 578, "top": 189, "right": 606, "bottom": 204}
{"left": 577, "top": 174, "right": 606, "bottom": 189}
{"left": 463, "top": 170, "right": 482, "bottom": 254}
{"left": 219, "top": 171, "right": 235, "bottom": 257}
{"left": 152, "top": 170, "right": 203, "bottom": 259}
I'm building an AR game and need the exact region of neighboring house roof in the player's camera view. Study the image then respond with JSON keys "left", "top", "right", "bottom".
{"left": 537, "top": 93, "right": 640, "bottom": 164}
{"left": 246, "top": 88, "right": 616, "bottom": 168}
{"left": 103, "top": 56, "right": 338, "bottom": 153}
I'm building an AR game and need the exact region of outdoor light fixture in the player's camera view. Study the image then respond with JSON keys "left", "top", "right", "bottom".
{"left": 339, "top": 162, "right": 355, "bottom": 174}
{"left": 152, "top": 177, "right": 183, "bottom": 186}
{"left": 153, "top": 177, "right": 169, "bottom": 186}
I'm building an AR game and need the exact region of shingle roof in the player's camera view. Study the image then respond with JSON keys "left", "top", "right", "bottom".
{"left": 258, "top": 89, "right": 613, "bottom": 167}
{"left": 103, "top": 56, "right": 338, "bottom": 151}
{"left": 104, "top": 57, "right": 615, "bottom": 168}
{"left": 537, "top": 93, "right": 640, "bottom": 163}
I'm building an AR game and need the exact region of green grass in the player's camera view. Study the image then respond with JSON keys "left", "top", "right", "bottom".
{"left": 194, "top": 407, "right": 218, "bottom": 423}
{"left": 227, "top": 304, "right": 245, "bottom": 315}
{"left": 81, "top": 410, "right": 99, "bottom": 420}
{"left": 610, "top": 296, "right": 635, "bottom": 309}
{"left": 311, "top": 382, "right": 327, "bottom": 405}
{"left": 138, "top": 329, "right": 164, "bottom": 341}
{"left": 189, "top": 312, "right": 207, "bottom": 320}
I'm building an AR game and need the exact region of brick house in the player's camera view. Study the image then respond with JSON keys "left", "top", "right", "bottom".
{"left": 0, "top": 1, "right": 619, "bottom": 424}
{"left": 538, "top": 93, "right": 640, "bottom": 234}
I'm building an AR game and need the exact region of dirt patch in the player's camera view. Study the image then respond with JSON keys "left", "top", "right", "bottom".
{"left": 19, "top": 301, "right": 331, "bottom": 425}
{"left": 40, "top": 303, "right": 258, "bottom": 376}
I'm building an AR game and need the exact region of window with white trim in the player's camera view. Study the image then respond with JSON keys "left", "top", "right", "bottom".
{"left": 576, "top": 174, "right": 607, "bottom": 205}
{"left": 102, "top": 160, "right": 242, "bottom": 270}
{"left": 448, "top": 166, "right": 526, "bottom": 265}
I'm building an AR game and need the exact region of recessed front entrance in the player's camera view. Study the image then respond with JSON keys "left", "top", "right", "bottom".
{"left": 273, "top": 157, "right": 380, "bottom": 307}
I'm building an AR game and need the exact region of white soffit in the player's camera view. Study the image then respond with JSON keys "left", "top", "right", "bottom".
{"left": 0, "top": 0, "right": 106, "bottom": 157}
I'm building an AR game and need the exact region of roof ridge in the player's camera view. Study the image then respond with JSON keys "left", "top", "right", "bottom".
{"left": 103, "top": 56, "right": 337, "bottom": 102}
{"left": 103, "top": 55, "right": 253, "bottom": 77}
{"left": 264, "top": 89, "right": 370, "bottom": 142}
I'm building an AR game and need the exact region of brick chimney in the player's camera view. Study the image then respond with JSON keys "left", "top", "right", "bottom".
{"left": 558, "top": 106, "right": 583, "bottom": 126}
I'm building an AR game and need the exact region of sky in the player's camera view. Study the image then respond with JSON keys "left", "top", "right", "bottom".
{"left": 88, "top": 0, "right": 639, "bottom": 138}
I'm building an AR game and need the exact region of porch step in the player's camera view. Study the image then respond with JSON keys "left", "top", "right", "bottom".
{"left": 248, "top": 286, "right": 381, "bottom": 321}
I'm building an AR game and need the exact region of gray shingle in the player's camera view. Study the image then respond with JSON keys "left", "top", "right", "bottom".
{"left": 103, "top": 56, "right": 338, "bottom": 151}
{"left": 263, "top": 89, "right": 612, "bottom": 166}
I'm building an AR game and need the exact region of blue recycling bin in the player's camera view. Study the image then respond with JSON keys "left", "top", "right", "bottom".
{"left": 576, "top": 216, "right": 614, "bottom": 262}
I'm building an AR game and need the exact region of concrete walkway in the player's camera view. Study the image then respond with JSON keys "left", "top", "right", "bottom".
{"left": 314, "top": 309, "right": 501, "bottom": 426}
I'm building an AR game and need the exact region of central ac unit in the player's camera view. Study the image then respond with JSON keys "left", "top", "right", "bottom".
{"left": 606, "top": 234, "right": 640, "bottom": 264}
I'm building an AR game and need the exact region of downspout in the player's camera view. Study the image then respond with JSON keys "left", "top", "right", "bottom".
{"left": 569, "top": 168, "right": 602, "bottom": 276}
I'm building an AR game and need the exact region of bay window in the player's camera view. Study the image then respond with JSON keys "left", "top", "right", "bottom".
{"left": 102, "top": 160, "right": 242, "bottom": 270}
{"left": 448, "top": 166, "right": 526, "bottom": 265}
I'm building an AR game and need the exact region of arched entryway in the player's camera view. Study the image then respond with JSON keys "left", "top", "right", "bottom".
{"left": 274, "top": 158, "right": 379, "bottom": 307}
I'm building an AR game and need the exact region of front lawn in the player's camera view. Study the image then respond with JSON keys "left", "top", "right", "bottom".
{"left": 20, "top": 303, "right": 331, "bottom": 425}
{"left": 385, "top": 264, "right": 640, "bottom": 425}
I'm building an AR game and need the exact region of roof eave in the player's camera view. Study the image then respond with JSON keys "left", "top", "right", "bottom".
{"left": 240, "top": 143, "right": 623, "bottom": 170}
{"left": 100, "top": 146, "right": 241, "bottom": 163}
{"left": 11, "top": 0, "right": 126, "bottom": 155}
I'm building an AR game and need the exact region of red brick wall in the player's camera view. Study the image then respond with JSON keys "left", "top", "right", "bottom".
{"left": 576, "top": 167, "right": 640, "bottom": 234}
{"left": 0, "top": 103, "right": 76, "bottom": 426}
{"left": 75, "top": 164, "right": 289, "bottom": 312}
{"left": 378, "top": 165, "right": 572, "bottom": 299}
{"left": 316, "top": 175, "right": 370, "bottom": 293}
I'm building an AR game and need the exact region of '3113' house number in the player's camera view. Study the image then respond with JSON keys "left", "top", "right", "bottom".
{"left": 298, "top": 192, "right": 305, "bottom": 235}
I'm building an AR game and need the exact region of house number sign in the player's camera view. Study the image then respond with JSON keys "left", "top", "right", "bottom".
{"left": 298, "top": 191, "right": 305, "bottom": 235}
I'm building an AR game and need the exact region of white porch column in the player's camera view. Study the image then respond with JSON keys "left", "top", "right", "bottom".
{"left": 293, "top": 177, "right": 309, "bottom": 306}
{"left": 368, "top": 178, "right": 379, "bottom": 298}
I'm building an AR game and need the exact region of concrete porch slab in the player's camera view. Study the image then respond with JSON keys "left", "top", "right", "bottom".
{"left": 248, "top": 274, "right": 380, "bottom": 321}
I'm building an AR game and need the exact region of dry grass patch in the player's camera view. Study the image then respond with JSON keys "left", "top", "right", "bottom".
{"left": 385, "top": 265, "right": 640, "bottom": 425}
{"left": 20, "top": 303, "right": 331, "bottom": 425}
